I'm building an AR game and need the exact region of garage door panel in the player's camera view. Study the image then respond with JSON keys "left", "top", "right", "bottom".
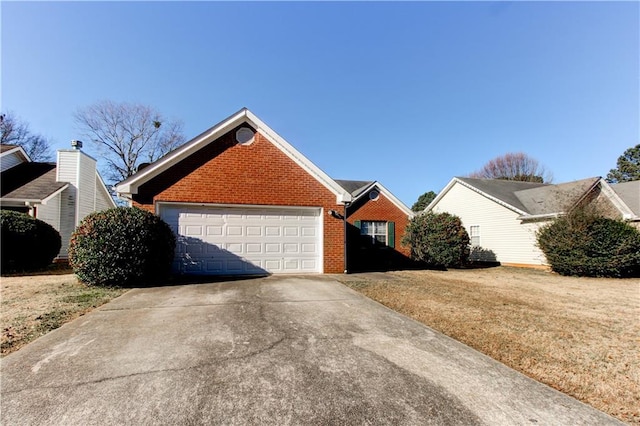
{"left": 162, "top": 205, "right": 321, "bottom": 275}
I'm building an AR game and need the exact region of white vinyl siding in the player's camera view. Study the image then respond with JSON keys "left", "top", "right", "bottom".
{"left": 36, "top": 193, "right": 61, "bottom": 231}
{"left": 431, "top": 182, "right": 547, "bottom": 265}
{"left": 56, "top": 187, "right": 76, "bottom": 259}
{"left": 0, "top": 151, "right": 24, "bottom": 172}
{"left": 160, "top": 204, "right": 322, "bottom": 275}
{"left": 77, "top": 154, "right": 97, "bottom": 221}
{"left": 95, "top": 175, "right": 115, "bottom": 211}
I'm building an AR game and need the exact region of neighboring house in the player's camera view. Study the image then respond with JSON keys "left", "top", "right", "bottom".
{"left": 425, "top": 176, "right": 640, "bottom": 267}
{"left": 1, "top": 143, "right": 116, "bottom": 258}
{"left": 115, "top": 108, "right": 413, "bottom": 275}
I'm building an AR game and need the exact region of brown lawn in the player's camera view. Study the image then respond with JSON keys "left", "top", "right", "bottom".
{"left": 338, "top": 267, "right": 640, "bottom": 425}
{"left": 1, "top": 271, "right": 127, "bottom": 356}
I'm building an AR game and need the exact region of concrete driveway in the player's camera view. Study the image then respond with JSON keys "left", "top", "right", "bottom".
{"left": 1, "top": 276, "right": 621, "bottom": 425}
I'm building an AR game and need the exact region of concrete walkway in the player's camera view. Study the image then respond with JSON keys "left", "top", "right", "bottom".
{"left": 1, "top": 276, "right": 622, "bottom": 425}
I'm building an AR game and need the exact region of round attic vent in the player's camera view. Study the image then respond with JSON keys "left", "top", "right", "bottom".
{"left": 369, "top": 190, "right": 380, "bottom": 201}
{"left": 235, "top": 127, "right": 255, "bottom": 145}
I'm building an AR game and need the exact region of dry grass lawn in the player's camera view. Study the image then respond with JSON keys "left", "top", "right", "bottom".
{"left": 339, "top": 267, "right": 640, "bottom": 425}
{"left": 1, "top": 270, "right": 127, "bottom": 356}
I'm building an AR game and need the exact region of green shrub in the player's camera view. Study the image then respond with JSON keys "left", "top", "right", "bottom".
{"left": 402, "top": 212, "right": 470, "bottom": 268}
{"left": 69, "top": 207, "right": 176, "bottom": 286}
{"left": 0, "top": 210, "right": 61, "bottom": 273}
{"left": 537, "top": 211, "right": 640, "bottom": 278}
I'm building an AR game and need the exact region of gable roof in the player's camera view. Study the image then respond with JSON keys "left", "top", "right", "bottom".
{"left": 455, "top": 177, "right": 549, "bottom": 214}
{"left": 0, "top": 144, "right": 31, "bottom": 164}
{"left": 116, "top": 108, "right": 353, "bottom": 204}
{"left": 1, "top": 162, "right": 69, "bottom": 202}
{"left": 335, "top": 180, "right": 374, "bottom": 198}
{"left": 336, "top": 179, "right": 414, "bottom": 217}
{"left": 427, "top": 176, "right": 638, "bottom": 221}
{"left": 611, "top": 180, "right": 640, "bottom": 217}
{"left": 514, "top": 177, "right": 600, "bottom": 216}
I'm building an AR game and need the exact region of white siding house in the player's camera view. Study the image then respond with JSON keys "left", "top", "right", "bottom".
{"left": 1, "top": 143, "right": 116, "bottom": 259}
{"left": 426, "top": 177, "right": 640, "bottom": 267}
{"left": 430, "top": 181, "right": 546, "bottom": 265}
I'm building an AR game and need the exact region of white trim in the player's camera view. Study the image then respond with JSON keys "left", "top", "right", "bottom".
{"left": 598, "top": 178, "right": 638, "bottom": 219}
{"left": 425, "top": 178, "right": 529, "bottom": 216}
{"left": 0, "top": 145, "right": 31, "bottom": 163}
{"left": 350, "top": 181, "right": 415, "bottom": 218}
{"left": 116, "top": 108, "right": 352, "bottom": 204}
{"left": 41, "top": 184, "right": 69, "bottom": 205}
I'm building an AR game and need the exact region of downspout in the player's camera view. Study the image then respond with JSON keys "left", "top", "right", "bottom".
{"left": 343, "top": 202, "right": 350, "bottom": 274}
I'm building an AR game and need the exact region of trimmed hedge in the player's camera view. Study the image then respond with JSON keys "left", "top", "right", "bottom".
{"left": 402, "top": 212, "right": 470, "bottom": 268}
{"left": 69, "top": 207, "right": 176, "bottom": 286}
{"left": 0, "top": 210, "right": 61, "bottom": 273}
{"left": 537, "top": 211, "right": 640, "bottom": 278}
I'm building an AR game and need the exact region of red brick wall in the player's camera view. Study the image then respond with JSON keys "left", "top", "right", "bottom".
{"left": 132, "top": 130, "right": 345, "bottom": 273}
{"left": 347, "top": 192, "right": 411, "bottom": 257}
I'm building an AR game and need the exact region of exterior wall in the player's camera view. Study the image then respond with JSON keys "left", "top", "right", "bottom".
{"left": 95, "top": 176, "right": 115, "bottom": 211}
{"left": 0, "top": 151, "right": 24, "bottom": 172}
{"left": 57, "top": 187, "right": 77, "bottom": 259}
{"left": 346, "top": 189, "right": 412, "bottom": 271}
{"left": 77, "top": 153, "right": 98, "bottom": 222}
{"left": 36, "top": 193, "right": 61, "bottom": 231}
{"left": 133, "top": 130, "right": 345, "bottom": 273}
{"left": 432, "top": 182, "right": 547, "bottom": 265}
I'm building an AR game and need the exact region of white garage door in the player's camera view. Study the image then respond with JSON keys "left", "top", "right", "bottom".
{"left": 160, "top": 204, "right": 322, "bottom": 275}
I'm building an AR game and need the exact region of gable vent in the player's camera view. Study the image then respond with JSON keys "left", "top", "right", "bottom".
{"left": 235, "top": 127, "right": 255, "bottom": 145}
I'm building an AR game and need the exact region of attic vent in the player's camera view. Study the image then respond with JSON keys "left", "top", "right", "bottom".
{"left": 235, "top": 127, "right": 255, "bottom": 145}
{"left": 369, "top": 190, "right": 380, "bottom": 201}
{"left": 137, "top": 162, "right": 151, "bottom": 172}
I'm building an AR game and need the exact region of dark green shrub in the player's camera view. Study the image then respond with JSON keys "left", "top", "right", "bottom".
{"left": 537, "top": 210, "right": 640, "bottom": 278}
{"left": 402, "top": 212, "right": 470, "bottom": 268}
{"left": 69, "top": 207, "right": 176, "bottom": 286}
{"left": 0, "top": 210, "right": 61, "bottom": 273}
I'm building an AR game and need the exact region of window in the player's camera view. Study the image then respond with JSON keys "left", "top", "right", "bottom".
{"left": 361, "top": 221, "right": 387, "bottom": 245}
{"left": 470, "top": 225, "right": 480, "bottom": 246}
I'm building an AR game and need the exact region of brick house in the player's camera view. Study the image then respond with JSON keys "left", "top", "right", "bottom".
{"left": 115, "top": 108, "right": 413, "bottom": 275}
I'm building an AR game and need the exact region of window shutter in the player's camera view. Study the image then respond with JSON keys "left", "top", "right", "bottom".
{"left": 354, "top": 220, "right": 361, "bottom": 230}
{"left": 387, "top": 221, "right": 395, "bottom": 248}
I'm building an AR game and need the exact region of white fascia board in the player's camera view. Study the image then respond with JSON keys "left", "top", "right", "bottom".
{"left": 243, "top": 110, "right": 350, "bottom": 204}
{"left": 351, "top": 181, "right": 414, "bottom": 217}
{"left": 116, "top": 108, "right": 352, "bottom": 205}
{"left": 455, "top": 178, "right": 529, "bottom": 216}
{"left": 423, "top": 178, "right": 457, "bottom": 213}
{"left": 40, "top": 184, "right": 70, "bottom": 205}
{"left": 116, "top": 109, "right": 247, "bottom": 195}
{"left": 96, "top": 172, "right": 117, "bottom": 207}
{"left": 0, "top": 145, "right": 31, "bottom": 163}
{"left": 598, "top": 178, "right": 637, "bottom": 219}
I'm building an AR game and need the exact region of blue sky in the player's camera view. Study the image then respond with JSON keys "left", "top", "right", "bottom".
{"left": 2, "top": 1, "right": 638, "bottom": 207}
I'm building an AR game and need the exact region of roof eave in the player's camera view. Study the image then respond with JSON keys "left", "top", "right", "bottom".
{"left": 116, "top": 108, "right": 352, "bottom": 205}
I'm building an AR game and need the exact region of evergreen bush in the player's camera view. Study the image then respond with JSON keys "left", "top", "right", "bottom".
{"left": 0, "top": 210, "right": 61, "bottom": 273}
{"left": 403, "top": 212, "right": 470, "bottom": 268}
{"left": 537, "top": 210, "right": 640, "bottom": 278}
{"left": 69, "top": 207, "right": 176, "bottom": 286}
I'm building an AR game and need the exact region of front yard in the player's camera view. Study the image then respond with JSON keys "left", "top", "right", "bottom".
{"left": 338, "top": 267, "right": 640, "bottom": 425}
{"left": 1, "top": 269, "right": 127, "bottom": 356}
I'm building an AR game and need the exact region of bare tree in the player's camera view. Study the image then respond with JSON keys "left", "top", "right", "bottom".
{"left": 0, "top": 112, "right": 53, "bottom": 161}
{"left": 74, "top": 100, "right": 185, "bottom": 183}
{"left": 469, "top": 152, "right": 552, "bottom": 183}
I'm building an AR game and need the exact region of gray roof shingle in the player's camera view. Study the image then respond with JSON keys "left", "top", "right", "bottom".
{"left": 612, "top": 180, "right": 640, "bottom": 216}
{"left": 334, "top": 179, "right": 375, "bottom": 197}
{"left": 1, "top": 162, "right": 67, "bottom": 201}
{"left": 456, "top": 177, "right": 603, "bottom": 216}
